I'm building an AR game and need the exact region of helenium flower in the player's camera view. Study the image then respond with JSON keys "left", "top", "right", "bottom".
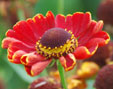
{"left": 2, "top": 11, "right": 110, "bottom": 76}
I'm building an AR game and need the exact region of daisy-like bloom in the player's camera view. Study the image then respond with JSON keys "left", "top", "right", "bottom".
{"left": 2, "top": 11, "right": 110, "bottom": 76}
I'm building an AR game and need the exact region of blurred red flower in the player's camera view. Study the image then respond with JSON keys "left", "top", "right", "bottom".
{"left": 2, "top": 11, "right": 110, "bottom": 76}
{"left": 29, "top": 77, "right": 61, "bottom": 89}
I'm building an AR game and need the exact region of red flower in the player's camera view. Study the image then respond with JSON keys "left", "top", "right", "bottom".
{"left": 2, "top": 11, "right": 110, "bottom": 76}
{"left": 29, "top": 77, "right": 61, "bottom": 89}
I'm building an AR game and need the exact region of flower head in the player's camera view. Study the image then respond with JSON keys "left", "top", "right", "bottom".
{"left": 2, "top": 11, "right": 110, "bottom": 76}
{"left": 94, "top": 64, "right": 113, "bottom": 89}
{"left": 76, "top": 62, "right": 99, "bottom": 79}
{"left": 97, "top": 0, "right": 113, "bottom": 25}
{"left": 29, "top": 77, "right": 61, "bottom": 89}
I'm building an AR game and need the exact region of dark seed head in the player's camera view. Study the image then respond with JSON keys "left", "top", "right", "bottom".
{"left": 97, "top": 0, "right": 113, "bottom": 25}
{"left": 40, "top": 28, "right": 71, "bottom": 48}
{"left": 94, "top": 64, "right": 113, "bottom": 89}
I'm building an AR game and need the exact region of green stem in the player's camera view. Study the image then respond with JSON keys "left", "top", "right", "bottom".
{"left": 57, "top": 0, "right": 64, "bottom": 14}
{"left": 57, "top": 60, "right": 68, "bottom": 89}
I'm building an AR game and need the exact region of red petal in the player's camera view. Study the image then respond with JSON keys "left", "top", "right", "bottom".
{"left": 25, "top": 59, "right": 52, "bottom": 76}
{"left": 6, "top": 29, "right": 17, "bottom": 38}
{"left": 7, "top": 41, "right": 35, "bottom": 62}
{"left": 74, "top": 45, "right": 98, "bottom": 60}
{"left": 6, "top": 11, "right": 55, "bottom": 45}
{"left": 21, "top": 52, "right": 46, "bottom": 66}
{"left": 91, "top": 31, "right": 110, "bottom": 46}
{"left": 46, "top": 11, "right": 55, "bottom": 28}
{"left": 12, "top": 50, "right": 26, "bottom": 64}
{"left": 59, "top": 53, "right": 76, "bottom": 71}
{"left": 33, "top": 14, "right": 49, "bottom": 36}
{"left": 8, "top": 49, "right": 26, "bottom": 64}
{"left": 84, "top": 31, "right": 110, "bottom": 49}
{"left": 24, "top": 66, "right": 32, "bottom": 76}
{"left": 55, "top": 14, "right": 73, "bottom": 30}
{"left": 72, "top": 12, "right": 91, "bottom": 37}
{"left": 27, "top": 11, "right": 55, "bottom": 39}
{"left": 93, "top": 20, "right": 103, "bottom": 33}
{"left": 2, "top": 37, "right": 18, "bottom": 49}
{"left": 26, "top": 18, "right": 40, "bottom": 40}
{"left": 65, "top": 15, "right": 72, "bottom": 31}
{"left": 8, "top": 41, "right": 35, "bottom": 53}
{"left": 13, "top": 21, "right": 36, "bottom": 44}
{"left": 7, "top": 43, "right": 30, "bottom": 64}
{"left": 55, "top": 12, "right": 91, "bottom": 36}
{"left": 6, "top": 29, "right": 34, "bottom": 45}
{"left": 86, "top": 38, "right": 109, "bottom": 47}
{"left": 78, "top": 21, "right": 97, "bottom": 46}
{"left": 78, "top": 21, "right": 104, "bottom": 46}
{"left": 3, "top": 38, "right": 31, "bottom": 63}
{"left": 7, "top": 49, "right": 14, "bottom": 62}
{"left": 55, "top": 14, "right": 65, "bottom": 29}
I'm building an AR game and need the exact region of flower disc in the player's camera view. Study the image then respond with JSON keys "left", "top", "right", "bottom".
{"left": 40, "top": 28, "right": 71, "bottom": 48}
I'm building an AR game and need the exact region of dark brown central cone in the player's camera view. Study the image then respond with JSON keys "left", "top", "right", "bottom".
{"left": 40, "top": 28, "right": 71, "bottom": 48}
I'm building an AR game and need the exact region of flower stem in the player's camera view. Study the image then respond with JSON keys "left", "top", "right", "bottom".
{"left": 57, "top": 0, "right": 64, "bottom": 14}
{"left": 57, "top": 60, "right": 68, "bottom": 89}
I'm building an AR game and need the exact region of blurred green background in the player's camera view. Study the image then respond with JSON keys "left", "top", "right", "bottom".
{"left": 0, "top": 0, "right": 101, "bottom": 89}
